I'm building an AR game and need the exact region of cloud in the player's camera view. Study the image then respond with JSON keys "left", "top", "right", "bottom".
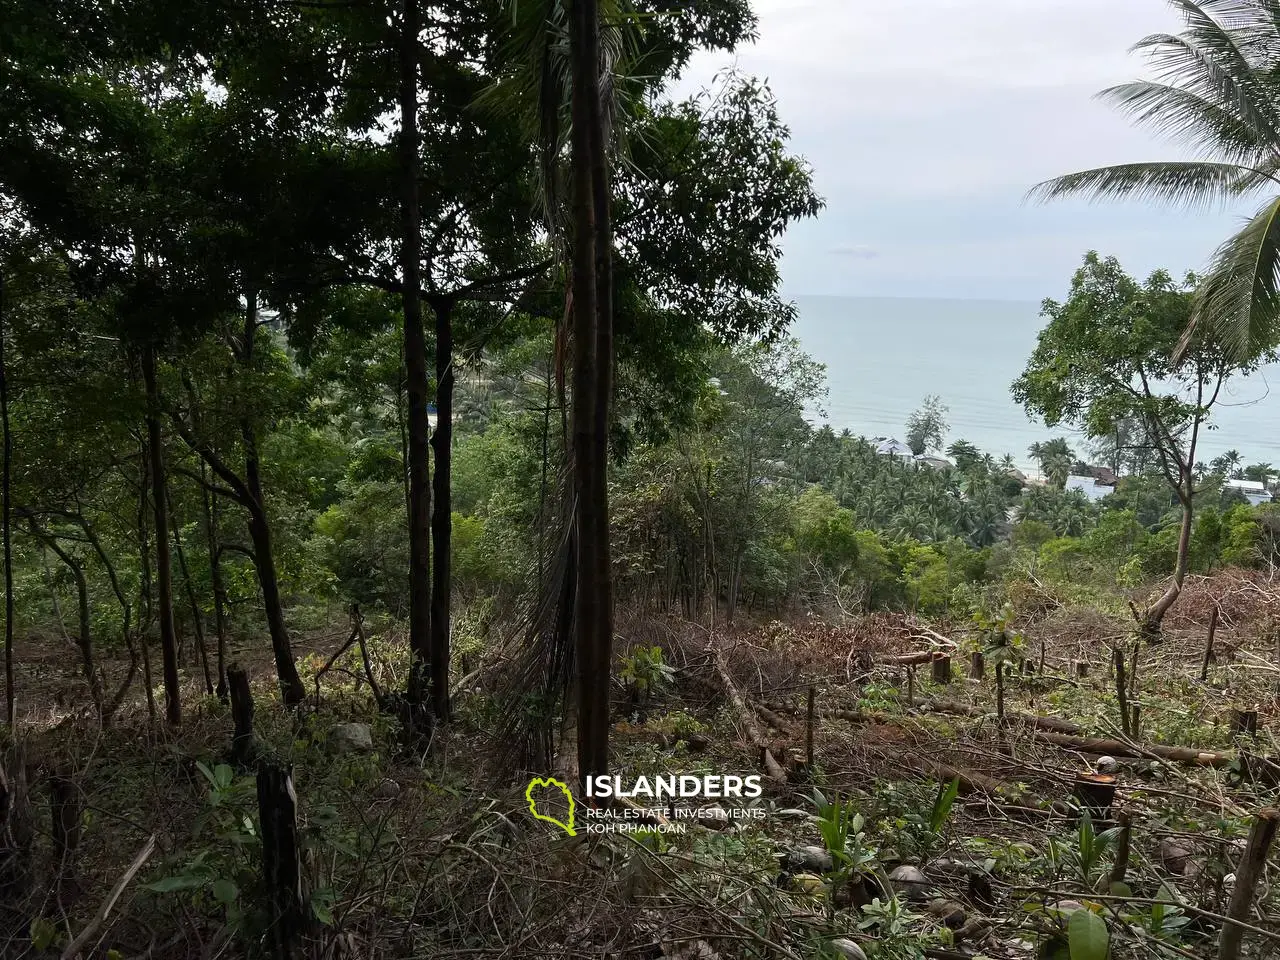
{"left": 830, "top": 244, "right": 879, "bottom": 260}
{"left": 668, "top": 0, "right": 1255, "bottom": 299}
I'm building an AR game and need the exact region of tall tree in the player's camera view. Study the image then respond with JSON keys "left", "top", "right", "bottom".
{"left": 1028, "top": 0, "right": 1280, "bottom": 359}
{"left": 1013, "top": 252, "right": 1274, "bottom": 636}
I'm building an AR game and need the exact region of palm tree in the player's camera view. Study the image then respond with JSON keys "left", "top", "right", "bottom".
{"left": 1028, "top": 0, "right": 1280, "bottom": 358}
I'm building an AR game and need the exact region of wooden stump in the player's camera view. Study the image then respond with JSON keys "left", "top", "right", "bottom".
{"left": 0, "top": 744, "right": 33, "bottom": 908}
{"left": 1218, "top": 808, "right": 1280, "bottom": 960}
{"left": 969, "top": 650, "right": 984, "bottom": 681}
{"left": 1073, "top": 660, "right": 1089, "bottom": 679}
{"left": 1230, "top": 709, "right": 1259, "bottom": 739}
{"left": 258, "top": 761, "right": 306, "bottom": 960}
{"left": 1073, "top": 772, "right": 1117, "bottom": 825}
{"left": 931, "top": 655, "right": 952, "bottom": 686}
{"left": 228, "top": 663, "right": 256, "bottom": 765}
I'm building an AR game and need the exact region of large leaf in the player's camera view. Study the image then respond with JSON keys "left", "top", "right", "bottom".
{"left": 1192, "top": 193, "right": 1280, "bottom": 358}
{"left": 1068, "top": 908, "right": 1110, "bottom": 960}
{"left": 143, "top": 873, "right": 207, "bottom": 893}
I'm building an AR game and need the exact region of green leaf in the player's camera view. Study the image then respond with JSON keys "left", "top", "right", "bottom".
{"left": 211, "top": 878, "right": 238, "bottom": 904}
{"left": 311, "top": 887, "right": 337, "bottom": 926}
{"left": 143, "top": 873, "right": 207, "bottom": 893}
{"left": 1068, "top": 908, "right": 1110, "bottom": 960}
{"left": 30, "top": 916, "right": 58, "bottom": 950}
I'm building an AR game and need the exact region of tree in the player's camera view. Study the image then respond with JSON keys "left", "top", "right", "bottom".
{"left": 905, "top": 395, "right": 948, "bottom": 455}
{"left": 946, "top": 439, "right": 981, "bottom": 473}
{"left": 1013, "top": 252, "right": 1273, "bottom": 636}
{"left": 1028, "top": 1, "right": 1280, "bottom": 359}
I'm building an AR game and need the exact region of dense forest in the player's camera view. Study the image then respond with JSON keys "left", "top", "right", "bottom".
{"left": 3, "top": 1, "right": 1280, "bottom": 959}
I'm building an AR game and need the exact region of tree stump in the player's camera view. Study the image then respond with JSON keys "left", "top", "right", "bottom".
{"left": 257, "top": 761, "right": 306, "bottom": 960}
{"left": 1072, "top": 660, "right": 1089, "bottom": 679}
{"left": 1072, "top": 772, "right": 1117, "bottom": 825}
{"left": 969, "top": 650, "right": 984, "bottom": 681}
{"left": 931, "top": 654, "right": 952, "bottom": 686}
{"left": 0, "top": 744, "right": 33, "bottom": 909}
{"left": 1230, "top": 709, "right": 1259, "bottom": 739}
{"left": 228, "top": 663, "right": 256, "bottom": 765}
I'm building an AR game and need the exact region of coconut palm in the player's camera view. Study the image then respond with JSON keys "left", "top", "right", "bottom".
{"left": 1028, "top": 0, "right": 1280, "bottom": 358}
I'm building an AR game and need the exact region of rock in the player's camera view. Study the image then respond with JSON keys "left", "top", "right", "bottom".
{"left": 373, "top": 778, "right": 401, "bottom": 800}
{"left": 1158, "top": 838, "right": 1194, "bottom": 876}
{"left": 331, "top": 722, "right": 373, "bottom": 753}
{"left": 685, "top": 733, "right": 711, "bottom": 752}
{"left": 785, "top": 845, "right": 834, "bottom": 872}
{"left": 1095, "top": 755, "right": 1119, "bottom": 775}
{"left": 1048, "top": 799, "right": 1074, "bottom": 818}
{"left": 888, "top": 864, "right": 930, "bottom": 901}
{"left": 1049, "top": 899, "right": 1085, "bottom": 915}
{"left": 826, "top": 939, "right": 868, "bottom": 960}
{"left": 700, "top": 805, "right": 731, "bottom": 829}
{"left": 927, "top": 899, "right": 966, "bottom": 929}
{"left": 791, "top": 873, "right": 825, "bottom": 894}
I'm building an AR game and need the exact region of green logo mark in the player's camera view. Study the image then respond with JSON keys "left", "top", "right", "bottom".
{"left": 525, "top": 776, "right": 577, "bottom": 836}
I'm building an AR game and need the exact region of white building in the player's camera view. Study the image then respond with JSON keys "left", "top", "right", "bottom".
{"left": 1224, "top": 478, "right": 1274, "bottom": 506}
{"left": 1065, "top": 474, "right": 1116, "bottom": 503}
{"left": 873, "top": 438, "right": 915, "bottom": 458}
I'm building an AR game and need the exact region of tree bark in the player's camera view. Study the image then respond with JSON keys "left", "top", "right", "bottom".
{"left": 240, "top": 296, "right": 305, "bottom": 709}
{"left": 429, "top": 299, "right": 453, "bottom": 721}
{"left": 257, "top": 761, "right": 305, "bottom": 960}
{"left": 1143, "top": 475, "right": 1194, "bottom": 637}
{"left": 201, "top": 465, "right": 229, "bottom": 702}
{"left": 0, "top": 271, "right": 14, "bottom": 726}
{"left": 569, "top": 0, "right": 614, "bottom": 787}
{"left": 399, "top": 0, "right": 433, "bottom": 716}
{"left": 171, "top": 513, "right": 213, "bottom": 696}
{"left": 38, "top": 530, "right": 103, "bottom": 720}
{"left": 1218, "top": 808, "right": 1280, "bottom": 960}
{"left": 141, "top": 347, "right": 182, "bottom": 726}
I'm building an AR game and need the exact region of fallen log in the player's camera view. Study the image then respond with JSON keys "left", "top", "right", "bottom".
{"left": 916, "top": 698, "right": 1083, "bottom": 735}
{"left": 893, "top": 754, "right": 1011, "bottom": 797}
{"left": 1034, "top": 731, "right": 1232, "bottom": 768}
{"left": 710, "top": 646, "right": 787, "bottom": 782}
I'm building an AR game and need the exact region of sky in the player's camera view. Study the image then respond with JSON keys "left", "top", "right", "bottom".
{"left": 674, "top": 0, "right": 1258, "bottom": 302}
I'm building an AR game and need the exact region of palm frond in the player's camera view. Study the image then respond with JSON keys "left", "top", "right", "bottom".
{"left": 1026, "top": 160, "right": 1261, "bottom": 208}
{"left": 1190, "top": 193, "right": 1280, "bottom": 358}
{"left": 1132, "top": 1, "right": 1280, "bottom": 147}
{"left": 1097, "top": 80, "right": 1269, "bottom": 161}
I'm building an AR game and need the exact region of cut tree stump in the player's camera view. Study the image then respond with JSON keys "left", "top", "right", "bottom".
{"left": 1230, "top": 709, "right": 1259, "bottom": 739}
{"left": 228, "top": 663, "right": 255, "bottom": 765}
{"left": 931, "top": 655, "right": 952, "bottom": 685}
{"left": 969, "top": 651, "right": 984, "bottom": 681}
{"left": 0, "top": 744, "right": 33, "bottom": 908}
{"left": 257, "top": 761, "right": 306, "bottom": 960}
{"left": 1073, "top": 772, "right": 1117, "bottom": 824}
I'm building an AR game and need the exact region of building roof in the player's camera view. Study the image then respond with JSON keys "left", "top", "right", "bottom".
{"left": 874, "top": 438, "right": 915, "bottom": 457}
{"left": 1225, "top": 478, "right": 1267, "bottom": 492}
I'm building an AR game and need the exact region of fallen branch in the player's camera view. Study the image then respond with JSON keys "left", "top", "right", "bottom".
{"left": 61, "top": 834, "right": 157, "bottom": 960}
{"left": 1033, "top": 731, "right": 1232, "bottom": 768}
{"left": 710, "top": 645, "right": 786, "bottom": 782}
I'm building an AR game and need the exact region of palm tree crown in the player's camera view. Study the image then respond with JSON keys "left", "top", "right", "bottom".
{"left": 1028, "top": 0, "right": 1280, "bottom": 358}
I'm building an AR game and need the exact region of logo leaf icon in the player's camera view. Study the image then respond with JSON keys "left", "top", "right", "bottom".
{"left": 525, "top": 777, "right": 577, "bottom": 836}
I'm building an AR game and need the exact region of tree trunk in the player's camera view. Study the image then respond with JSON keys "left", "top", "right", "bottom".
{"left": 141, "top": 346, "right": 182, "bottom": 726}
{"left": 0, "top": 271, "right": 14, "bottom": 726}
{"left": 202, "top": 467, "right": 229, "bottom": 702}
{"left": 429, "top": 299, "right": 453, "bottom": 721}
{"left": 241, "top": 296, "right": 306, "bottom": 709}
{"left": 568, "top": 0, "right": 614, "bottom": 788}
{"left": 40, "top": 532, "right": 103, "bottom": 720}
{"left": 1143, "top": 479, "right": 1194, "bottom": 638}
{"left": 399, "top": 0, "right": 433, "bottom": 716}
{"left": 171, "top": 513, "right": 213, "bottom": 696}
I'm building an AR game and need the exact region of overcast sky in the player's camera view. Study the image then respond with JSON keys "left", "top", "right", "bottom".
{"left": 675, "top": 0, "right": 1257, "bottom": 302}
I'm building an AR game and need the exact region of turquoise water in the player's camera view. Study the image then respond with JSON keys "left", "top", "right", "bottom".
{"left": 791, "top": 295, "right": 1280, "bottom": 471}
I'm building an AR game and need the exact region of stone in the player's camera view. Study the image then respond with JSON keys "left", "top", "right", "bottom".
{"left": 1095, "top": 755, "right": 1119, "bottom": 775}
{"left": 888, "top": 864, "right": 930, "bottom": 901}
{"left": 827, "top": 939, "right": 868, "bottom": 960}
{"left": 786, "top": 845, "right": 834, "bottom": 872}
{"left": 928, "top": 898, "right": 966, "bottom": 929}
{"left": 1049, "top": 899, "right": 1084, "bottom": 915}
{"left": 373, "top": 778, "right": 401, "bottom": 800}
{"left": 331, "top": 722, "right": 373, "bottom": 753}
{"left": 1157, "top": 838, "right": 1194, "bottom": 876}
{"left": 700, "top": 805, "right": 731, "bottom": 829}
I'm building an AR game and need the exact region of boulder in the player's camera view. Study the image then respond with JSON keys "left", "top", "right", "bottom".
{"left": 785, "top": 845, "right": 834, "bottom": 872}
{"left": 888, "top": 864, "right": 930, "bottom": 901}
{"left": 331, "top": 722, "right": 374, "bottom": 753}
{"left": 373, "top": 778, "right": 401, "bottom": 800}
{"left": 1157, "top": 838, "right": 1194, "bottom": 876}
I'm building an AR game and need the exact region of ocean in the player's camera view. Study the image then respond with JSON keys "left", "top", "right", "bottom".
{"left": 791, "top": 295, "right": 1280, "bottom": 472}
